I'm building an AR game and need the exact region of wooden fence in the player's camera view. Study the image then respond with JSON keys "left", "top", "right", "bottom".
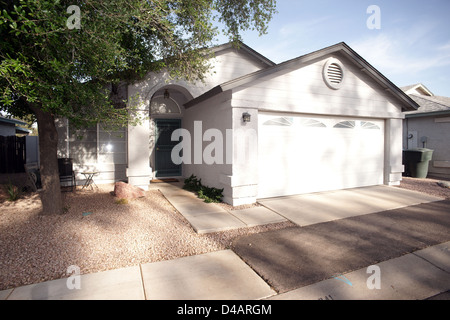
{"left": 0, "top": 136, "right": 26, "bottom": 173}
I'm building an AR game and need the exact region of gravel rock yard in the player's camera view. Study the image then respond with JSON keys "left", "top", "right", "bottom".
{"left": 0, "top": 184, "right": 292, "bottom": 291}
{"left": 1, "top": 176, "right": 448, "bottom": 291}
{"left": 397, "top": 176, "right": 450, "bottom": 199}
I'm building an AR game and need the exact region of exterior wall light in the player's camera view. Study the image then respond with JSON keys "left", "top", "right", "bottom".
{"left": 242, "top": 112, "right": 251, "bottom": 123}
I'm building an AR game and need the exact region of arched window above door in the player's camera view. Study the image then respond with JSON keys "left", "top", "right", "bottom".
{"left": 150, "top": 96, "right": 181, "bottom": 115}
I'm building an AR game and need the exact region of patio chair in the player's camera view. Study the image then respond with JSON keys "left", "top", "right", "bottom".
{"left": 58, "top": 158, "right": 76, "bottom": 192}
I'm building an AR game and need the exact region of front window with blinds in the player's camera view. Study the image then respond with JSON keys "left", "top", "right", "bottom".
{"left": 68, "top": 123, "right": 127, "bottom": 164}
{"left": 98, "top": 125, "right": 126, "bottom": 164}
{"left": 69, "top": 125, "right": 98, "bottom": 163}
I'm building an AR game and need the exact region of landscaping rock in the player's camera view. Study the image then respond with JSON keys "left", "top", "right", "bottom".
{"left": 437, "top": 181, "right": 450, "bottom": 189}
{"left": 113, "top": 182, "right": 146, "bottom": 200}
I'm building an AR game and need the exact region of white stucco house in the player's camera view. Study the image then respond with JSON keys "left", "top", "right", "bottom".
{"left": 402, "top": 83, "right": 450, "bottom": 179}
{"left": 57, "top": 41, "right": 419, "bottom": 205}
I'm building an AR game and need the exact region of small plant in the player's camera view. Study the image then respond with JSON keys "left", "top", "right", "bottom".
{"left": 115, "top": 198, "right": 128, "bottom": 205}
{"left": 183, "top": 174, "right": 202, "bottom": 192}
{"left": 198, "top": 186, "right": 224, "bottom": 203}
{"left": 6, "top": 180, "right": 20, "bottom": 202}
{"left": 183, "top": 175, "right": 223, "bottom": 203}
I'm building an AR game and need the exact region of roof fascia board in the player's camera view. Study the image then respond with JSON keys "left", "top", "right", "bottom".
{"left": 16, "top": 127, "right": 31, "bottom": 134}
{"left": 237, "top": 42, "right": 276, "bottom": 67}
{"left": 405, "top": 110, "right": 450, "bottom": 118}
{"left": 184, "top": 85, "right": 224, "bottom": 108}
{"left": 338, "top": 44, "right": 419, "bottom": 111}
{"left": 0, "top": 117, "right": 27, "bottom": 126}
{"left": 210, "top": 41, "right": 275, "bottom": 68}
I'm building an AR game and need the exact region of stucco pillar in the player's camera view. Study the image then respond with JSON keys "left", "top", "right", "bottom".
{"left": 127, "top": 109, "right": 151, "bottom": 190}
{"left": 385, "top": 118, "right": 404, "bottom": 186}
{"left": 222, "top": 107, "right": 259, "bottom": 206}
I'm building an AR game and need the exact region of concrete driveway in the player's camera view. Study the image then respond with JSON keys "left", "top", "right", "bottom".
{"left": 233, "top": 199, "right": 450, "bottom": 294}
{"left": 233, "top": 186, "right": 450, "bottom": 295}
{"left": 258, "top": 185, "right": 444, "bottom": 226}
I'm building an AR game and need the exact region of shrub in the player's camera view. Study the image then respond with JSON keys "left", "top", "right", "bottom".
{"left": 183, "top": 175, "right": 223, "bottom": 203}
{"left": 198, "top": 186, "right": 223, "bottom": 203}
{"left": 6, "top": 180, "right": 20, "bottom": 202}
{"left": 183, "top": 174, "right": 202, "bottom": 192}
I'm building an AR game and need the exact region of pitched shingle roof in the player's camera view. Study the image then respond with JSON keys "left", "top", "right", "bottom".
{"left": 405, "top": 94, "right": 450, "bottom": 117}
{"left": 0, "top": 116, "right": 27, "bottom": 126}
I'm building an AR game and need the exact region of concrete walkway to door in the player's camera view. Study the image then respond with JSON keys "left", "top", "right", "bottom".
{"left": 258, "top": 185, "right": 444, "bottom": 227}
{"left": 152, "top": 181, "right": 287, "bottom": 233}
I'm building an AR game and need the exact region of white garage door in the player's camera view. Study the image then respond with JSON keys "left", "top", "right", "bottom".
{"left": 258, "top": 113, "right": 385, "bottom": 199}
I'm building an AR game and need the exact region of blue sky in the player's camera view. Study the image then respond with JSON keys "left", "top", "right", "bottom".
{"left": 216, "top": 0, "right": 450, "bottom": 96}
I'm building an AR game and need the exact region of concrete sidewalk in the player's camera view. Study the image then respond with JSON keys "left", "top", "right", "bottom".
{"left": 269, "top": 242, "right": 450, "bottom": 300}
{"left": 1, "top": 250, "right": 275, "bottom": 300}
{"left": 1, "top": 242, "right": 448, "bottom": 300}
{"left": 153, "top": 181, "right": 287, "bottom": 233}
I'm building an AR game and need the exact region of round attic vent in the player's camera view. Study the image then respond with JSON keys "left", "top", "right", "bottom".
{"left": 323, "top": 58, "right": 345, "bottom": 90}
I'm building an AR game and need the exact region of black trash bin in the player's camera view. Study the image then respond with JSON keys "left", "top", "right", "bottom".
{"left": 403, "top": 148, "right": 434, "bottom": 178}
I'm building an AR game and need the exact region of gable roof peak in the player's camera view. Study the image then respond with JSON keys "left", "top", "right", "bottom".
{"left": 401, "top": 83, "right": 434, "bottom": 96}
{"left": 210, "top": 41, "right": 276, "bottom": 68}
{"left": 186, "top": 41, "right": 419, "bottom": 112}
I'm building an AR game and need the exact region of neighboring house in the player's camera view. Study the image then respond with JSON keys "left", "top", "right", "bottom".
{"left": 0, "top": 116, "right": 31, "bottom": 136}
{"left": 0, "top": 116, "right": 38, "bottom": 174}
{"left": 57, "top": 41, "right": 419, "bottom": 205}
{"left": 401, "top": 83, "right": 450, "bottom": 179}
{"left": 0, "top": 117, "right": 39, "bottom": 166}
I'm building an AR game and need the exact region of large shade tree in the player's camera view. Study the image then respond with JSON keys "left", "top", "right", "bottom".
{"left": 0, "top": 0, "right": 277, "bottom": 214}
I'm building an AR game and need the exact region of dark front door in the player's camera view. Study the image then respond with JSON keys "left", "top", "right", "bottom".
{"left": 155, "top": 119, "right": 181, "bottom": 177}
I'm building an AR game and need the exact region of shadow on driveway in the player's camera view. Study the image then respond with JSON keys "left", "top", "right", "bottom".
{"left": 232, "top": 200, "right": 450, "bottom": 293}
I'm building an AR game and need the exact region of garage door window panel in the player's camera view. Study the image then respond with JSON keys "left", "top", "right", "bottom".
{"left": 263, "top": 117, "right": 293, "bottom": 126}
{"left": 361, "top": 121, "right": 380, "bottom": 130}
{"left": 334, "top": 120, "right": 355, "bottom": 129}
{"left": 298, "top": 118, "right": 327, "bottom": 128}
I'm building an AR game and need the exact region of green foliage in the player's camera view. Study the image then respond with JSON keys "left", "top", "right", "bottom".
{"left": 5, "top": 180, "right": 20, "bottom": 202}
{"left": 183, "top": 174, "right": 223, "bottom": 203}
{"left": 62, "top": 205, "right": 71, "bottom": 214}
{"left": 197, "top": 185, "right": 223, "bottom": 203}
{"left": 0, "top": 0, "right": 275, "bottom": 213}
{"left": 215, "top": 0, "right": 278, "bottom": 42}
{"left": 115, "top": 198, "right": 129, "bottom": 205}
{"left": 0, "top": 0, "right": 277, "bottom": 126}
{"left": 183, "top": 174, "right": 203, "bottom": 192}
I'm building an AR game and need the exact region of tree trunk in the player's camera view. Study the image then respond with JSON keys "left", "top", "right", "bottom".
{"left": 33, "top": 107, "right": 63, "bottom": 215}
